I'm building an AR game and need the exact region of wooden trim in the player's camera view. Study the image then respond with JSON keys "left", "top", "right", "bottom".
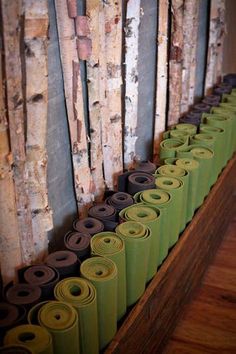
{"left": 168, "top": 0, "right": 184, "bottom": 126}
{"left": 153, "top": 0, "right": 169, "bottom": 164}
{"left": 106, "top": 154, "right": 236, "bottom": 353}
{"left": 24, "top": 0, "right": 53, "bottom": 260}
{"left": 124, "top": 0, "right": 141, "bottom": 169}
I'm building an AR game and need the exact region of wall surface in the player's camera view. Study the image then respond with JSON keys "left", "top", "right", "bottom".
{"left": 223, "top": 0, "right": 236, "bottom": 73}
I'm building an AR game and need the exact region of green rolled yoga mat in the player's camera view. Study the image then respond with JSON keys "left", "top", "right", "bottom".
{"left": 222, "top": 93, "right": 236, "bottom": 104}
{"left": 156, "top": 165, "right": 189, "bottom": 232}
{"left": 0, "top": 345, "right": 34, "bottom": 353}
{"left": 175, "top": 158, "right": 199, "bottom": 221}
{"left": 38, "top": 301, "right": 79, "bottom": 354}
{"left": 199, "top": 124, "right": 226, "bottom": 175}
{"left": 4, "top": 325, "right": 53, "bottom": 354}
{"left": 133, "top": 189, "right": 172, "bottom": 261}
{"left": 210, "top": 107, "right": 235, "bottom": 156}
{"left": 80, "top": 257, "right": 117, "bottom": 351}
{"left": 218, "top": 103, "right": 236, "bottom": 152}
{"left": 27, "top": 302, "right": 49, "bottom": 325}
{"left": 190, "top": 133, "right": 218, "bottom": 185}
{"left": 119, "top": 204, "right": 162, "bottom": 280}
{"left": 162, "top": 129, "right": 190, "bottom": 143}
{"left": 90, "top": 232, "right": 126, "bottom": 320}
{"left": 174, "top": 123, "right": 197, "bottom": 136}
{"left": 54, "top": 277, "right": 98, "bottom": 354}
{"left": 177, "top": 145, "right": 214, "bottom": 208}
{"left": 164, "top": 157, "right": 177, "bottom": 165}
{"left": 159, "top": 138, "right": 188, "bottom": 163}
{"left": 154, "top": 175, "right": 184, "bottom": 246}
{"left": 115, "top": 221, "right": 151, "bottom": 306}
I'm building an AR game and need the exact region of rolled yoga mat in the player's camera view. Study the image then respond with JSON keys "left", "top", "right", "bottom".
{"left": 38, "top": 301, "right": 79, "bottom": 354}
{"left": 159, "top": 138, "right": 188, "bottom": 163}
{"left": 0, "top": 345, "right": 34, "bottom": 354}
{"left": 20, "top": 265, "right": 59, "bottom": 300}
{"left": 4, "top": 325, "right": 53, "bottom": 354}
{"left": 218, "top": 103, "right": 236, "bottom": 152}
{"left": 190, "top": 133, "right": 218, "bottom": 185}
{"left": 73, "top": 217, "right": 104, "bottom": 236}
{"left": 88, "top": 204, "right": 117, "bottom": 231}
{"left": 155, "top": 175, "right": 184, "bottom": 246}
{"left": 179, "top": 112, "right": 201, "bottom": 126}
{"left": 134, "top": 160, "right": 156, "bottom": 174}
{"left": 133, "top": 189, "right": 172, "bottom": 261}
{"left": 45, "top": 251, "right": 79, "bottom": 279}
{"left": 127, "top": 172, "right": 156, "bottom": 195}
{"left": 5, "top": 284, "right": 41, "bottom": 310}
{"left": 119, "top": 204, "right": 162, "bottom": 280}
{"left": 194, "top": 103, "right": 211, "bottom": 113}
{"left": 64, "top": 231, "right": 91, "bottom": 260}
{"left": 54, "top": 277, "right": 98, "bottom": 354}
{"left": 91, "top": 232, "right": 126, "bottom": 320}
{"left": 162, "top": 129, "right": 190, "bottom": 142}
{"left": 106, "top": 192, "right": 134, "bottom": 212}
{"left": 80, "top": 257, "right": 117, "bottom": 351}
{"left": 156, "top": 165, "right": 189, "bottom": 232}
{"left": 115, "top": 221, "right": 151, "bottom": 306}
{"left": 174, "top": 123, "right": 197, "bottom": 136}
{"left": 202, "top": 95, "right": 221, "bottom": 107}
{"left": 27, "top": 302, "right": 49, "bottom": 325}
{"left": 0, "top": 303, "right": 26, "bottom": 345}
{"left": 176, "top": 145, "right": 214, "bottom": 208}
{"left": 223, "top": 73, "right": 236, "bottom": 88}
{"left": 199, "top": 124, "right": 226, "bottom": 175}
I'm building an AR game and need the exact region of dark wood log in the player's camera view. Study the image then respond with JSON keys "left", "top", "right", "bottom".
{"left": 105, "top": 154, "right": 236, "bottom": 354}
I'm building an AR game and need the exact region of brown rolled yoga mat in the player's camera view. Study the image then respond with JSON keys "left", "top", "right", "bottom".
{"left": 5, "top": 284, "right": 41, "bottom": 310}
{"left": 0, "top": 345, "right": 34, "bottom": 354}
{"left": 88, "top": 204, "right": 118, "bottom": 231}
{"left": 0, "top": 303, "right": 26, "bottom": 345}
{"left": 106, "top": 192, "right": 134, "bottom": 212}
{"left": 134, "top": 160, "right": 156, "bottom": 174}
{"left": 19, "top": 265, "right": 59, "bottom": 300}
{"left": 64, "top": 231, "right": 91, "bottom": 260}
{"left": 73, "top": 217, "right": 104, "bottom": 236}
{"left": 45, "top": 251, "right": 80, "bottom": 279}
{"left": 127, "top": 172, "right": 156, "bottom": 195}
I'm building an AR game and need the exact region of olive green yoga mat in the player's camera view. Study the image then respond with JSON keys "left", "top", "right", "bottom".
{"left": 162, "top": 129, "right": 189, "bottom": 143}
{"left": 38, "top": 301, "right": 79, "bottom": 354}
{"left": 174, "top": 123, "right": 197, "bottom": 135}
{"left": 218, "top": 103, "right": 236, "bottom": 152}
{"left": 176, "top": 145, "right": 214, "bottom": 208}
{"left": 115, "top": 221, "right": 151, "bottom": 306}
{"left": 190, "top": 133, "right": 218, "bottom": 185}
{"left": 133, "top": 189, "right": 172, "bottom": 261}
{"left": 90, "top": 232, "right": 126, "bottom": 320}
{"left": 164, "top": 158, "right": 200, "bottom": 222}
{"left": 159, "top": 138, "right": 188, "bottom": 163}
{"left": 119, "top": 204, "right": 162, "bottom": 280}
{"left": 4, "top": 325, "right": 53, "bottom": 354}
{"left": 154, "top": 176, "right": 184, "bottom": 246}
{"left": 54, "top": 277, "right": 99, "bottom": 354}
{"left": 80, "top": 257, "right": 117, "bottom": 350}
{"left": 156, "top": 165, "right": 189, "bottom": 232}
{"left": 199, "top": 124, "right": 225, "bottom": 175}
{"left": 0, "top": 345, "right": 34, "bottom": 353}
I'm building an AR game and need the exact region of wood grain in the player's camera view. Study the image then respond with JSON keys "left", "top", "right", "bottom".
{"left": 105, "top": 154, "right": 236, "bottom": 353}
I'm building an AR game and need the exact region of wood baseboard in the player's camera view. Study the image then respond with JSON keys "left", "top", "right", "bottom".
{"left": 105, "top": 154, "right": 236, "bottom": 354}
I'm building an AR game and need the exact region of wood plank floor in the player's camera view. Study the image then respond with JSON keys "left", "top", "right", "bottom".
{"left": 163, "top": 216, "right": 236, "bottom": 354}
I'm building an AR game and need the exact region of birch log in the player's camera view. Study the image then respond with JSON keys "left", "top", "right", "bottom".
{"left": 216, "top": 0, "right": 226, "bottom": 84}
{"left": 153, "top": 0, "right": 169, "bottom": 164}
{"left": 101, "top": 0, "right": 123, "bottom": 188}
{"left": 1, "top": 0, "right": 35, "bottom": 265}
{"left": 204, "top": 0, "right": 226, "bottom": 95}
{"left": 55, "top": 0, "right": 95, "bottom": 215}
{"left": 181, "top": 0, "right": 199, "bottom": 113}
{"left": 124, "top": 0, "right": 141, "bottom": 170}
{"left": 24, "top": 0, "right": 53, "bottom": 259}
{"left": 86, "top": 1, "right": 105, "bottom": 200}
{"left": 0, "top": 32, "right": 22, "bottom": 283}
{"left": 168, "top": 0, "right": 184, "bottom": 126}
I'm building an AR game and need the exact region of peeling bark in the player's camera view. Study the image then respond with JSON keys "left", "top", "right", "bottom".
{"left": 1, "top": 0, "right": 35, "bottom": 266}
{"left": 168, "top": 0, "right": 184, "bottom": 126}
{"left": 23, "top": 0, "right": 53, "bottom": 259}
{"left": 205, "top": 0, "right": 226, "bottom": 95}
{"left": 55, "top": 0, "right": 95, "bottom": 215}
{"left": 124, "top": 0, "right": 140, "bottom": 170}
{"left": 153, "top": 0, "right": 169, "bottom": 163}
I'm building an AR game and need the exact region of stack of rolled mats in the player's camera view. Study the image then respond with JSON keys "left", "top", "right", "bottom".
{"left": 1, "top": 76, "right": 236, "bottom": 353}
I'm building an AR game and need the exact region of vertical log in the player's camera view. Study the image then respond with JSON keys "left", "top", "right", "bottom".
{"left": 101, "top": 1, "right": 123, "bottom": 188}
{"left": 168, "top": 0, "right": 184, "bottom": 126}
{"left": 55, "top": 0, "right": 95, "bottom": 215}
{"left": 181, "top": 0, "right": 199, "bottom": 113}
{"left": 24, "top": 0, "right": 53, "bottom": 259}
{"left": 153, "top": 0, "right": 169, "bottom": 164}
{"left": 1, "top": 0, "right": 35, "bottom": 265}
{"left": 204, "top": 0, "right": 225, "bottom": 95}
{"left": 123, "top": 0, "right": 141, "bottom": 170}
{"left": 216, "top": 0, "right": 226, "bottom": 84}
{"left": 86, "top": 1, "right": 105, "bottom": 200}
{"left": 0, "top": 29, "right": 22, "bottom": 283}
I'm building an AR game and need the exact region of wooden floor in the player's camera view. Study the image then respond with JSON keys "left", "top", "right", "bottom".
{"left": 163, "top": 210, "right": 236, "bottom": 354}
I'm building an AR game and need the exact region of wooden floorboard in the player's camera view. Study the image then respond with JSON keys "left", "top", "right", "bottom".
{"left": 163, "top": 216, "right": 236, "bottom": 354}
